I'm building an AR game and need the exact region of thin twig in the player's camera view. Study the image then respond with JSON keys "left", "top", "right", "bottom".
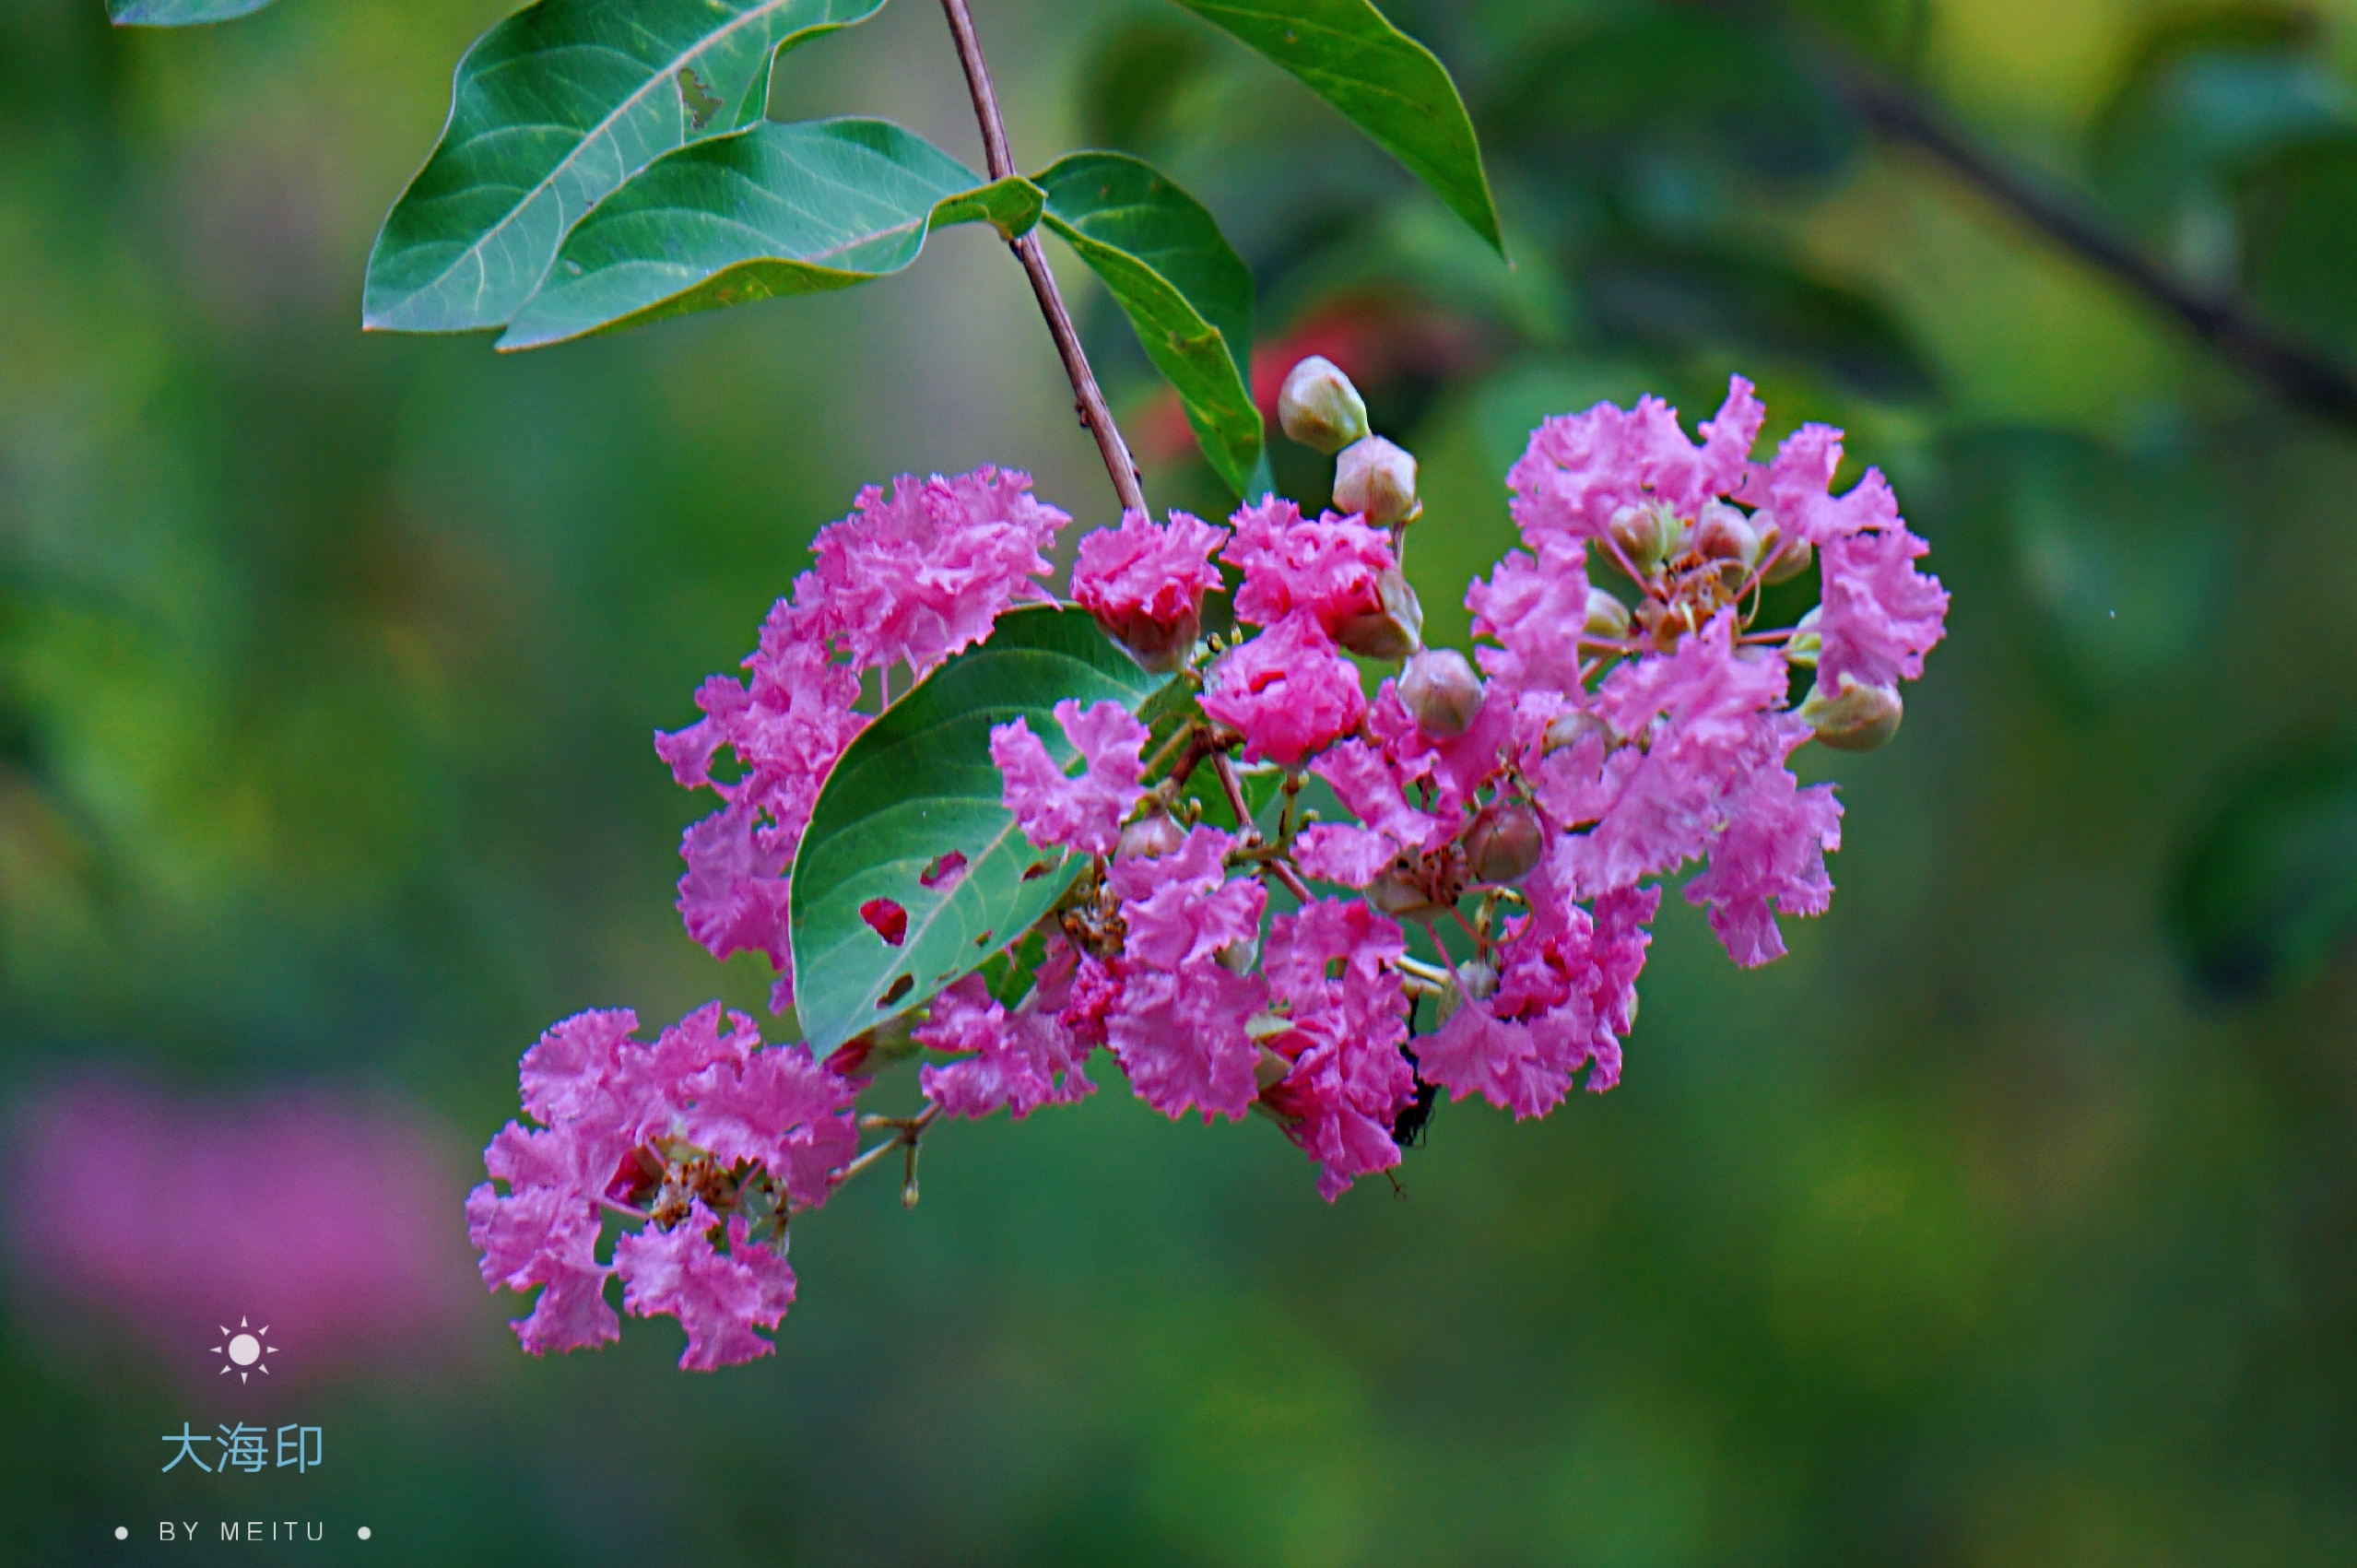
{"left": 937, "top": 0, "right": 1149, "bottom": 509}
{"left": 812, "top": 1104, "right": 941, "bottom": 1212}
{"left": 1396, "top": 952, "right": 1453, "bottom": 985}
{"left": 1141, "top": 719, "right": 1196, "bottom": 784}
{"left": 1758, "top": 6, "right": 2357, "bottom": 430}
{"left": 1213, "top": 740, "right": 1314, "bottom": 901}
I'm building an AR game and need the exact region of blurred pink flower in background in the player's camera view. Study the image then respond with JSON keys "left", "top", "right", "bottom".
{"left": 4, "top": 1074, "right": 484, "bottom": 1387}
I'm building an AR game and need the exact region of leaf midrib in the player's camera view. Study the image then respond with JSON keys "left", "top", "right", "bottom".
{"left": 387, "top": 0, "right": 806, "bottom": 312}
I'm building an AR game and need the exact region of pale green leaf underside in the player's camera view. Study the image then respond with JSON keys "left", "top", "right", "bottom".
{"left": 1035, "top": 152, "right": 1262, "bottom": 495}
{"left": 789, "top": 607, "right": 1163, "bottom": 1054}
{"left": 1168, "top": 0, "right": 1503, "bottom": 254}
{"left": 499, "top": 119, "right": 1039, "bottom": 349}
{"left": 363, "top": 0, "right": 889, "bottom": 335}
{"left": 107, "top": 0, "right": 276, "bottom": 24}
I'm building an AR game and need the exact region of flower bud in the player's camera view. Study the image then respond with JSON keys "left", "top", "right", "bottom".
{"left": 1607, "top": 502, "right": 1679, "bottom": 576}
{"left": 1366, "top": 864, "right": 1448, "bottom": 919}
{"left": 1117, "top": 809, "right": 1186, "bottom": 862}
{"left": 1756, "top": 515, "right": 1813, "bottom": 584}
{"left": 1464, "top": 801, "right": 1545, "bottom": 884}
{"left": 1455, "top": 960, "right": 1499, "bottom": 1003}
{"left": 1693, "top": 501, "right": 1761, "bottom": 568}
{"left": 1397, "top": 647, "right": 1484, "bottom": 737}
{"left": 1784, "top": 606, "right": 1821, "bottom": 668}
{"left": 1335, "top": 566, "right": 1423, "bottom": 659}
{"left": 1217, "top": 935, "right": 1260, "bottom": 974}
{"left": 1543, "top": 709, "right": 1615, "bottom": 754}
{"left": 1797, "top": 672, "right": 1903, "bottom": 751}
{"left": 1102, "top": 604, "right": 1201, "bottom": 675}
{"left": 1277, "top": 356, "right": 1369, "bottom": 454}
{"left": 1584, "top": 586, "right": 1632, "bottom": 642}
{"left": 1334, "top": 436, "right": 1420, "bottom": 527}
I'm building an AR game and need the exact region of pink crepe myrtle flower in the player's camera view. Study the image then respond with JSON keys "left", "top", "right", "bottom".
{"left": 1293, "top": 821, "right": 1397, "bottom": 889}
{"left": 1101, "top": 826, "right": 1267, "bottom": 1121}
{"left": 613, "top": 1202, "right": 798, "bottom": 1373}
{"left": 799, "top": 466, "right": 1067, "bottom": 678}
{"left": 916, "top": 946, "right": 1097, "bottom": 1120}
{"left": 1202, "top": 610, "right": 1368, "bottom": 766}
{"left": 1419, "top": 883, "right": 1656, "bottom": 1117}
{"left": 467, "top": 1003, "right": 859, "bottom": 1367}
{"left": 1683, "top": 766, "right": 1844, "bottom": 967}
{"left": 1073, "top": 508, "right": 1227, "bottom": 671}
{"left": 1221, "top": 495, "right": 1398, "bottom": 631}
{"left": 3, "top": 1076, "right": 481, "bottom": 1386}
{"left": 1312, "top": 739, "right": 1449, "bottom": 855}
{"left": 1466, "top": 534, "right": 1597, "bottom": 695}
{"left": 1539, "top": 613, "right": 1799, "bottom": 902}
{"left": 991, "top": 699, "right": 1149, "bottom": 859}
{"left": 1289, "top": 737, "right": 1453, "bottom": 889}
{"left": 656, "top": 468, "right": 1068, "bottom": 1011}
{"left": 1508, "top": 376, "right": 1763, "bottom": 545}
{"left": 1260, "top": 900, "right": 1417, "bottom": 1198}
{"left": 1815, "top": 523, "right": 1950, "bottom": 690}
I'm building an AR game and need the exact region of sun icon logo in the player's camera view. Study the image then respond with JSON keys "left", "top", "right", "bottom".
{"left": 212, "top": 1317, "right": 277, "bottom": 1384}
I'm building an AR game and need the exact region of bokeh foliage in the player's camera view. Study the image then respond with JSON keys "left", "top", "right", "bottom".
{"left": 2, "top": 0, "right": 2355, "bottom": 1562}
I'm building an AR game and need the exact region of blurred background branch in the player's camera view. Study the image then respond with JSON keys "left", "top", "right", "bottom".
{"left": 1768, "top": 3, "right": 2357, "bottom": 430}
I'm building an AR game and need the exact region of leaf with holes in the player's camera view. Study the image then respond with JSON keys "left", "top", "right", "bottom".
{"left": 1036, "top": 152, "right": 1262, "bottom": 495}
{"left": 1167, "top": 0, "right": 1502, "bottom": 253}
{"left": 107, "top": 0, "right": 276, "bottom": 23}
{"left": 501, "top": 118, "right": 1042, "bottom": 349}
{"left": 789, "top": 606, "right": 1164, "bottom": 1052}
{"left": 363, "top": 0, "right": 890, "bottom": 335}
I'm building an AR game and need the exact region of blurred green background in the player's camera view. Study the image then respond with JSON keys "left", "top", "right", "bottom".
{"left": 4, "top": 0, "right": 2356, "bottom": 1561}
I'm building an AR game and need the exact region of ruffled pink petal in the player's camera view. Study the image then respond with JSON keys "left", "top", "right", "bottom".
{"left": 1220, "top": 496, "right": 1397, "bottom": 631}
{"left": 1292, "top": 823, "right": 1396, "bottom": 888}
{"left": 1311, "top": 739, "right": 1448, "bottom": 853}
{"left": 1684, "top": 768, "right": 1843, "bottom": 967}
{"left": 679, "top": 1044, "right": 860, "bottom": 1208}
{"left": 1201, "top": 612, "right": 1368, "bottom": 767}
{"left": 798, "top": 466, "right": 1068, "bottom": 677}
{"left": 614, "top": 1205, "right": 796, "bottom": 1372}
{"left": 1815, "top": 522, "right": 1950, "bottom": 690}
{"left": 675, "top": 802, "right": 794, "bottom": 974}
{"left": 1073, "top": 509, "right": 1227, "bottom": 658}
{"left": 916, "top": 972, "right": 1094, "bottom": 1121}
{"left": 1541, "top": 615, "right": 1799, "bottom": 898}
{"left": 466, "top": 1185, "right": 618, "bottom": 1356}
{"left": 1506, "top": 375, "right": 1762, "bottom": 545}
{"left": 990, "top": 700, "right": 1149, "bottom": 858}
{"left": 1467, "top": 536, "right": 1595, "bottom": 694}
{"left": 1107, "top": 961, "right": 1266, "bottom": 1122}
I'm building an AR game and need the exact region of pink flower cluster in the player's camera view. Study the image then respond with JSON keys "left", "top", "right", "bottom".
{"left": 466, "top": 1004, "right": 857, "bottom": 1368}
{"left": 477, "top": 373, "right": 1950, "bottom": 1370}
{"left": 654, "top": 468, "right": 1067, "bottom": 1012}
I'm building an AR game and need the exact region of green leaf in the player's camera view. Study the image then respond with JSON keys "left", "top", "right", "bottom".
{"left": 1165, "top": 0, "right": 1502, "bottom": 253}
{"left": 362, "top": 0, "right": 889, "bottom": 336}
{"left": 789, "top": 606, "right": 1164, "bottom": 1053}
{"left": 106, "top": 0, "right": 276, "bottom": 23}
{"left": 2169, "top": 748, "right": 2357, "bottom": 999}
{"left": 499, "top": 118, "right": 1039, "bottom": 350}
{"left": 1035, "top": 152, "right": 1261, "bottom": 494}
